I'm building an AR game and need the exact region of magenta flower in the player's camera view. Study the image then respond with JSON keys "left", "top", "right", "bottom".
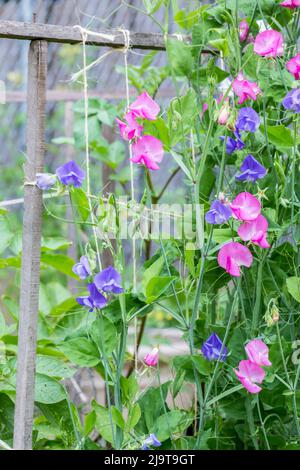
{"left": 56, "top": 160, "right": 85, "bottom": 188}
{"left": 238, "top": 214, "right": 270, "bottom": 249}
{"left": 144, "top": 347, "right": 159, "bottom": 367}
{"left": 245, "top": 339, "right": 272, "bottom": 367}
{"left": 235, "top": 155, "right": 267, "bottom": 183}
{"left": 131, "top": 135, "right": 164, "bottom": 171}
{"left": 205, "top": 200, "right": 232, "bottom": 225}
{"left": 72, "top": 256, "right": 92, "bottom": 280}
{"left": 129, "top": 91, "right": 160, "bottom": 121}
{"left": 218, "top": 242, "right": 253, "bottom": 277}
{"left": 234, "top": 359, "right": 266, "bottom": 394}
{"left": 231, "top": 192, "right": 261, "bottom": 221}
{"left": 282, "top": 88, "right": 300, "bottom": 112}
{"left": 94, "top": 266, "right": 123, "bottom": 294}
{"left": 232, "top": 73, "right": 261, "bottom": 105}
{"left": 281, "top": 0, "right": 300, "bottom": 8}
{"left": 76, "top": 283, "right": 107, "bottom": 311}
{"left": 239, "top": 20, "right": 249, "bottom": 42}
{"left": 116, "top": 112, "right": 143, "bottom": 141}
{"left": 254, "top": 30, "right": 284, "bottom": 57}
{"left": 287, "top": 53, "right": 300, "bottom": 80}
{"left": 36, "top": 173, "right": 56, "bottom": 190}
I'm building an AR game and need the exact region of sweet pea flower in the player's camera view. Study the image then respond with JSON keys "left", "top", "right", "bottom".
{"left": 144, "top": 347, "right": 159, "bottom": 367}
{"left": 141, "top": 434, "right": 161, "bottom": 450}
{"left": 232, "top": 73, "right": 261, "bottom": 105}
{"left": 201, "top": 333, "right": 227, "bottom": 362}
{"left": 76, "top": 283, "right": 107, "bottom": 311}
{"left": 129, "top": 91, "right": 160, "bottom": 120}
{"left": 254, "top": 30, "right": 284, "bottom": 57}
{"left": 205, "top": 200, "right": 232, "bottom": 225}
{"left": 218, "top": 241, "right": 253, "bottom": 277}
{"left": 239, "top": 20, "right": 249, "bottom": 42}
{"left": 282, "top": 88, "right": 300, "bottom": 112}
{"left": 131, "top": 135, "right": 164, "bottom": 171}
{"left": 72, "top": 256, "right": 92, "bottom": 280}
{"left": 286, "top": 53, "right": 300, "bottom": 80}
{"left": 217, "top": 102, "right": 231, "bottom": 125}
{"left": 235, "top": 155, "right": 267, "bottom": 183}
{"left": 238, "top": 214, "right": 270, "bottom": 249}
{"left": 56, "top": 160, "right": 85, "bottom": 188}
{"left": 36, "top": 173, "right": 56, "bottom": 190}
{"left": 245, "top": 339, "right": 272, "bottom": 367}
{"left": 236, "top": 107, "right": 260, "bottom": 133}
{"left": 231, "top": 192, "right": 261, "bottom": 221}
{"left": 220, "top": 130, "right": 245, "bottom": 155}
{"left": 94, "top": 266, "right": 123, "bottom": 294}
{"left": 234, "top": 359, "right": 265, "bottom": 394}
{"left": 116, "top": 111, "right": 143, "bottom": 141}
{"left": 281, "top": 0, "right": 300, "bottom": 8}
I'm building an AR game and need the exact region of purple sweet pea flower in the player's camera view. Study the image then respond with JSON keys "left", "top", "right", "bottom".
{"left": 36, "top": 173, "right": 56, "bottom": 190}
{"left": 94, "top": 266, "right": 124, "bottom": 294}
{"left": 235, "top": 154, "right": 267, "bottom": 183}
{"left": 56, "top": 160, "right": 85, "bottom": 188}
{"left": 76, "top": 283, "right": 107, "bottom": 312}
{"left": 220, "top": 130, "right": 245, "bottom": 155}
{"left": 72, "top": 256, "right": 92, "bottom": 280}
{"left": 236, "top": 107, "right": 260, "bottom": 133}
{"left": 282, "top": 88, "right": 300, "bottom": 113}
{"left": 201, "top": 333, "right": 227, "bottom": 362}
{"left": 205, "top": 200, "right": 232, "bottom": 225}
{"left": 141, "top": 434, "right": 161, "bottom": 450}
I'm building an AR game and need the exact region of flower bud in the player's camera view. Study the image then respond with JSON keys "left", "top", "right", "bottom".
{"left": 144, "top": 347, "right": 159, "bottom": 367}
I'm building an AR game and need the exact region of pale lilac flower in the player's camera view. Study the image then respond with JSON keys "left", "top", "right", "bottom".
{"left": 116, "top": 111, "right": 143, "bottom": 141}
{"left": 205, "top": 200, "right": 232, "bottom": 225}
{"left": 245, "top": 339, "right": 272, "bottom": 367}
{"left": 236, "top": 108, "right": 260, "bottom": 133}
{"left": 235, "top": 155, "right": 267, "bottom": 183}
{"left": 36, "top": 173, "right": 56, "bottom": 190}
{"left": 239, "top": 20, "right": 249, "bottom": 42}
{"left": 56, "top": 160, "right": 85, "bottom": 188}
{"left": 286, "top": 52, "right": 300, "bottom": 80}
{"left": 254, "top": 30, "right": 284, "bottom": 57}
{"left": 238, "top": 214, "right": 270, "bottom": 249}
{"left": 231, "top": 192, "right": 261, "bottom": 221}
{"left": 218, "top": 241, "right": 253, "bottom": 277}
{"left": 94, "top": 266, "right": 123, "bottom": 294}
{"left": 144, "top": 347, "right": 159, "bottom": 367}
{"left": 72, "top": 256, "right": 92, "bottom": 280}
{"left": 235, "top": 359, "right": 265, "bottom": 394}
{"left": 129, "top": 91, "right": 160, "bottom": 121}
{"left": 131, "top": 135, "right": 164, "bottom": 171}
{"left": 76, "top": 283, "right": 107, "bottom": 311}
{"left": 282, "top": 88, "right": 300, "bottom": 113}
{"left": 201, "top": 333, "right": 227, "bottom": 361}
{"left": 232, "top": 73, "right": 261, "bottom": 105}
{"left": 141, "top": 434, "right": 161, "bottom": 450}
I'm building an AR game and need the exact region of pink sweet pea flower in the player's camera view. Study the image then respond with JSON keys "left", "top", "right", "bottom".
{"left": 232, "top": 73, "right": 261, "bottom": 105}
{"left": 281, "top": 0, "right": 300, "bottom": 8}
{"left": 239, "top": 20, "right": 249, "bottom": 42}
{"left": 116, "top": 112, "right": 143, "bottom": 141}
{"left": 144, "top": 347, "right": 159, "bottom": 367}
{"left": 238, "top": 214, "right": 270, "bottom": 248}
{"left": 245, "top": 339, "right": 272, "bottom": 367}
{"left": 235, "top": 359, "right": 265, "bottom": 393}
{"left": 129, "top": 91, "right": 160, "bottom": 121}
{"left": 217, "top": 102, "right": 231, "bottom": 125}
{"left": 231, "top": 192, "right": 261, "bottom": 221}
{"left": 254, "top": 30, "right": 284, "bottom": 57}
{"left": 286, "top": 53, "right": 300, "bottom": 80}
{"left": 218, "top": 241, "right": 253, "bottom": 277}
{"left": 131, "top": 135, "right": 164, "bottom": 171}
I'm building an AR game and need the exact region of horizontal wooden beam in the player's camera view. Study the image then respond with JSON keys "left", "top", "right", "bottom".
{"left": 0, "top": 20, "right": 194, "bottom": 50}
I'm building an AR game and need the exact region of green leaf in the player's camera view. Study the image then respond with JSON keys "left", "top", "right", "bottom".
{"left": 286, "top": 277, "right": 300, "bottom": 303}
{"left": 35, "top": 374, "right": 66, "bottom": 404}
{"left": 89, "top": 316, "right": 117, "bottom": 356}
{"left": 166, "top": 39, "right": 194, "bottom": 77}
{"left": 111, "top": 406, "right": 125, "bottom": 430}
{"left": 145, "top": 275, "right": 176, "bottom": 303}
{"left": 143, "top": 0, "right": 163, "bottom": 14}
{"left": 92, "top": 401, "right": 114, "bottom": 444}
{"left": 155, "top": 410, "right": 188, "bottom": 441}
{"left": 36, "top": 356, "right": 74, "bottom": 379}
{"left": 0, "top": 215, "right": 13, "bottom": 254}
{"left": 59, "top": 337, "right": 100, "bottom": 367}
{"left": 70, "top": 187, "right": 90, "bottom": 222}
{"left": 41, "top": 237, "right": 72, "bottom": 251}
{"left": 41, "top": 253, "right": 77, "bottom": 279}
{"left": 126, "top": 403, "right": 141, "bottom": 431}
{"left": 265, "top": 125, "right": 294, "bottom": 149}
{"left": 121, "top": 375, "right": 139, "bottom": 406}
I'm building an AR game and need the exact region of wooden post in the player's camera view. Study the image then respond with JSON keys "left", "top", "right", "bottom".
{"left": 13, "top": 40, "right": 47, "bottom": 450}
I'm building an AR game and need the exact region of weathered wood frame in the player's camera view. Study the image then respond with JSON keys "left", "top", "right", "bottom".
{"left": 0, "top": 19, "right": 202, "bottom": 450}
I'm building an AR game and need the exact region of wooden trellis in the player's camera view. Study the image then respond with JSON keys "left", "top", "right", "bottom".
{"left": 0, "top": 19, "right": 203, "bottom": 450}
